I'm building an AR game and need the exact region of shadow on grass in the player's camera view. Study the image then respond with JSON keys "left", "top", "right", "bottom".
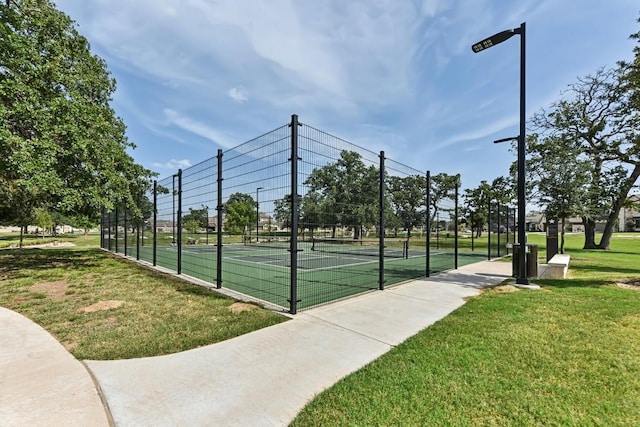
{"left": 535, "top": 278, "right": 615, "bottom": 289}
{"left": 574, "top": 265, "right": 640, "bottom": 275}
{"left": 0, "top": 248, "right": 103, "bottom": 275}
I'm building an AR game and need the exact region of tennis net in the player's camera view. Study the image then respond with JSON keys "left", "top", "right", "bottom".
{"left": 311, "top": 237, "right": 408, "bottom": 259}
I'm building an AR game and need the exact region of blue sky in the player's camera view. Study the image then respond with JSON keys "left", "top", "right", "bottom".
{"left": 54, "top": 0, "right": 639, "bottom": 191}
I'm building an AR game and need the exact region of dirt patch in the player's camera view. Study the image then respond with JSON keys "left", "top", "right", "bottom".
{"left": 82, "top": 300, "right": 125, "bottom": 313}
{"left": 493, "top": 285, "right": 518, "bottom": 293}
{"left": 102, "top": 316, "right": 119, "bottom": 328}
{"left": 229, "top": 302, "right": 258, "bottom": 314}
{"left": 8, "top": 295, "right": 35, "bottom": 308}
{"left": 30, "top": 281, "right": 69, "bottom": 300}
{"left": 616, "top": 279, "right": 640, "bottom": 291}
{"left": 63, "top": 341, "right": 78, "bottom": 352}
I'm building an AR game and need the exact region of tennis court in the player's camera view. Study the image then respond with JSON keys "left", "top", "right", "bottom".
{"left": 104, "top": 115, "right": 496, "bottom": 313}
{"left": 128, "top": 241, "right": 485, "bottom": 311}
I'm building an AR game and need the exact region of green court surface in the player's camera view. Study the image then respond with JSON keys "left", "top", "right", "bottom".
{"left": 120, "top": 242, "right": 487, "bottom": 311}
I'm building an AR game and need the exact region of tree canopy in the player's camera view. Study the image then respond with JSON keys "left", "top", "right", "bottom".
{"left": 0, "top": 0, "right": 154, "bottom": 236}
{"left": 304, "top": 150, "right": 378, "bottom": 239}
{"left": 530, "top": 66, "right": 640, "bottom": 249}
{"left": 182, "top": 205, "right": 209, "bottom": 234}
{"left": 387, "top": 174, "right": 426, "bottom": 238}
{"left": 224, "top": 193, "right": 256, "bottom": 236}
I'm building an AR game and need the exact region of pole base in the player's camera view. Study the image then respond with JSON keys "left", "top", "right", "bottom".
{"left": 514, "top": 283, "right": 541, "bottom": 290}
{"left": 514, "top": 276, "right": 540, "bottom": 289}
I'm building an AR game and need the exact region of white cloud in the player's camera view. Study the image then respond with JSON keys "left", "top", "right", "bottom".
{"left": 228, "top": 87, "right": 248, "bottom": 103}
{"left": 428, "top": 114, "right": 519, "bottom": 153}
{"left": 152, "top": 159, "right": 192, "bottom": 170}
{"left": 163, "top": 109, "right": 236, "bottom": 148}
{"left": 53, "top": 0, "right": 640, "bottom": 192}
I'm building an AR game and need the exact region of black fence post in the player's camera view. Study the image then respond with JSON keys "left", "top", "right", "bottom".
{"left": 100, "top": 207, "right": 104, "bottom": 249}
{"left": 289, "top": 114, "right": 300, "bottom": 315}
{"left": 153, "top": 180, "right": 157, "bottom": 266}
{"left": 471, "top": 210, "right": 475, "bottom": 251}
{"left": 513, "top": 207, "right": 516, "bottom": 249}
{"left": 497, "top": 201, "right": 501, "bottom": 257}
{"left": 426, "top": 170, "right": 431, "bottom": 278}
{"left": 216, "top": 149, "right": 223, "bottom": 289}
{"left": 136, "top": 214, "right": 140, "bottom": 260}
{"left": 436, "top": 212, "right": 440, "bottom": 250}
{"left": 487, "top": 199, "right": 491, "bottom": 260}
{"left": 124, "top": 210, "right": 128, "bottom": 257}
{"left": 454, "top": 178, "right": 459, "bottom": 269}
{"left": 379, "top": 151, "right": 385, "bottom": 290}
{"left": 177, "top": 168, "right": 183, "bottom": 274}
{"left": 172, "top": 175, "right": 176, "bottom": 245}
{"left": 107, "top": 211, "right": 112, "bottom": 251}
{"left": 505, "top": 205, "right": 510, "bottom": 255}
{"left": 115, "top": 206, "right": 119, "bottom": 253}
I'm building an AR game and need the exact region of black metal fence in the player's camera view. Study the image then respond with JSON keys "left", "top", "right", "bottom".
{"left": 101, "top": 115, "right": 496, "bottom": 314}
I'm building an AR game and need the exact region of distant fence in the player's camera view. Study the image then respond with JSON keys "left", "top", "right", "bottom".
{"left": 101, "top": 115, "right": 506, "bottom": 314}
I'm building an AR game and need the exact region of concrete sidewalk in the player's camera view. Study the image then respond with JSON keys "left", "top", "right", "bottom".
{"left": 0, "top": 260, "right": 511, "bottom": 426}
{"left": 0, "top": 308, "right": 110, "bottom": 427}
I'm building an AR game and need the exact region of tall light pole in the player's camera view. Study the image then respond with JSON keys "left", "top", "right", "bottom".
{"left": 473, "top": 22, "right": 530, "bottom": 286}
{"left": 256, "top": 187, "right": 264, "bottom": 242}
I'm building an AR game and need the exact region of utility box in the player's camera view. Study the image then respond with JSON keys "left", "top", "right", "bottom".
{"left": 512, "top": 244, "right": 539, "bottom": 278}
{"left": 546, "top": 218, "right": 559, "bottom": 262}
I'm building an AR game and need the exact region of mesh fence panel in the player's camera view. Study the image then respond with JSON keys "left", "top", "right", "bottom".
{"left": 138, "top": 189, "right": 154, "bottom": 264}
{"left": 180, "top": 156, "right": 217, "bottom": 283}
{"left": 297, "top": 124, "right": 382, "bottom": 309}
{"left": 155, "top": 175, "right": 178, "bottom": 271}
{"left": 221, "top": 124, "right": 291, "bottom": 309}
{"left": 114, "top": 208, "right": 125, "bottom": 255}
{"left": 384, "top": 158, "right": 427, "bottom": 285}
{"left": 429, "top": 180, "right": 456, "bottom": 274}
{"left": 487, "top": 201, "right": 515, "bottom": 259}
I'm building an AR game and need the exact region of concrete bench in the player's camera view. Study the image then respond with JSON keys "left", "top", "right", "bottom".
{"left": 541, "top": 253, "right": 570, "bottom": 279}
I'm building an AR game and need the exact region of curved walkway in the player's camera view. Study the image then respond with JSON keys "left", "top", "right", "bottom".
{"left": 1, "top": 260, "right": 511, "bottom": 426}
{"left": 0, "top": 308, "right": 110, "bottom": 426}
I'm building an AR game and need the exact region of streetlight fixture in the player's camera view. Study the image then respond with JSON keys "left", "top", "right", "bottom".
{"left": 256, "top": 187, "right": 264, "bottom": 242}
{"left": 473, "top": 22, "right": 532, "bottom": 287}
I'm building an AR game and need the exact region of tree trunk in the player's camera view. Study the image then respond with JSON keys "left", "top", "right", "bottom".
{"left": 19, "top": 226, "right": 24, "bottom": 248}
{"left": 353, "top": 226, "right": 360, "bottom": 240}
{"left": 597, "top": 164, "right": 640, "bottom": 250}
{"left": 560, "top": 218, "right": 566, "bottom": 254}
{"left": 582, "top": 217, "right": 598, "bottom": 249}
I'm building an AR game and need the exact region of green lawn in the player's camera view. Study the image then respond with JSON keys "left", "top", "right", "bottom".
{"left": 291, "top": 232, "right": 640, "bottom": 426}
{"left": 0, "top": 244, "right": 287, "bottom": 360}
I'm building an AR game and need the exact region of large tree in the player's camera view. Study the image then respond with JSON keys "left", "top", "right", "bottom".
{"left": 304, "top": 150, "right": 378, "bottom": 239}
{"left": 182, "top": 206, "right": 209, "bottom": 235}
{"left": 530, "top": 67, "right": 640, "bottom": 249}
{"left": 527, "top": 134, "right": 591, "bottom": 252}
{"left": 0, "top": 0, "right": 154, "bottom": 242}
{"left": 462, "top": 180, "right": 493, "bottom": 238}
{"left": 224, "top": 193, "right": 256, "bottom": 237}
{"left": 388, "top": 174, "right": 426, "bottom": 239}
{"left": 428, "top": 173, "right": 460, "bottom": 234}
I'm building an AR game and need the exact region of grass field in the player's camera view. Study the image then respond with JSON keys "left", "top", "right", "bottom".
{"left": 0, "top": 237, "right": 287, "bottom": 360}
{"left": 291, "top": 232, "right": 640, "bottom": 426}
